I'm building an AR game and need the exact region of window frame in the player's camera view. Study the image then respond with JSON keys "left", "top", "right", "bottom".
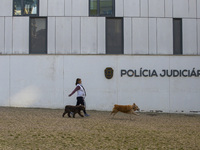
{"left": 29, "top": 17, "right": 48, "bottom": 54}
{"left": 89, "top": 0, "right": 115, "bottom": 17}
{"left": 13, "top": 0, "right": 39, "bottom": 17}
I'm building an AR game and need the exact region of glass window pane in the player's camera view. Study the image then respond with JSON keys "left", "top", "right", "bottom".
{"left": 173, "top": 19, "right": 182, "bottom": 55}
{"left": 90, "top": 0, "right": 98, "bottom": 16}
{"left": 30, "top": 18, "right": 47, "bottom": 54}
{"left": 13, "top": 0, "right": 22, "bottom": 15}
{"left": 100, "top": 0, "right": 113, "bottom": 16}
{"left": 24, "top": 0, "right": 38, "bottom": 15}
{"left": 106, "top": 18, "right": 123, "bottom": 54}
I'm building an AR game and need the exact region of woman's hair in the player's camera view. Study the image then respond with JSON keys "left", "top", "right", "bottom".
{"left": 75, "top": 78, "right": 81, "bottom": 85}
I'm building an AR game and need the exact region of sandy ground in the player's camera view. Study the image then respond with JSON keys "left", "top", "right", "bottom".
{"left": 0, "top": 107, "right": 200, "bottom": 150}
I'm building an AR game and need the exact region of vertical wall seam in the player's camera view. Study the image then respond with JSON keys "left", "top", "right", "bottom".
{"left": 55, "top": 17, "right": 57, "bottom": 54}
{"left": 12, "top": 17, "right": 13, "bottom": 54}
{"left": 9, "top": 56, "right": 11, "bottom": 106}
{"left": 156, "top": 18, "right": 158, "bottom": 54}
{"left": 71, "top": 17, "right": 72, "bottom": 54}
{"left": 164, "top": 0, "right": 166, "bottom": 17}
{"left": 97, "top": 18, "right": 98, "bottom": 54}
{"left": 4, "top": 17, "right": 5, "bottom": 54}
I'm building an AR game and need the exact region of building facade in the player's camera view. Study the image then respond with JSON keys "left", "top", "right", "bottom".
{"left": 0, "top": 0, "right": 200, "bottom": 113}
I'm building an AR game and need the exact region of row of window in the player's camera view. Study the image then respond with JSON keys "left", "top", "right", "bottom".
{"left": 13, "top": 0, "right": 114, "bottom": 17}
{"left": 29, "top": 17, "right": 182, "bottom": 55}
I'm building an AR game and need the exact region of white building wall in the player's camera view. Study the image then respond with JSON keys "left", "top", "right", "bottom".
{"left": 157, "top": 18, "right": 173, "bottom": 54}
{"left": 115, "top": 0, "right": 124, "bottom": 17}
{"left": 0, "top": 56, "right": 9, "bottom": 106}
{"left": 198, "top": 19, "right": 200, "bottom": 55}
{"left": 141, "top": 0, "right": 149, "bottom": 17}
{"left": 48, "top": 0, "right": 65, "bottom": 16}
{"left": 164, "top": 0, "right": 172, "bottom": 17}
{"left": 5, "top": 17, "right": 13, "bottom": 54}
{"left": 198, "top": 0, "right": 200, "bottom": 18}
{"left": 13, "top": 17, "right": 29, "bottom": 54}
{"left": 0, "top": 17, "right": 4, "bottom": 54}
{"left": 149, "top": 0, "right": 165, "bottom": 17}
{"left": 148, "top": 18, "right": 157, "bottom": 54}
{"left": 48, "top": 17, "right": 56, "bottom": 54}
{"left": 55, "top": 17, "right": 72, "bottom": 54}
{"left": 124, "top": 0, "right": 140, "bottom": 17}
{"left": 0, "top": 55, "right": 199, "bottom": 113}
{"left": 39, "top": 0, "right": 48, "bottom": 16}
{"left": 183, "top": 19, "right": 197, "bottom": 55}
{"left": 132, "top": 18, "right": 149, "bottom": 54}
{"left": 124, "top": 18, "right": 132, "bottom": 54}
{"left": 72, "top": 17, "right": 81, "bottom": 54}
{"left": 72, "top": 0, "right": 88, "bottom": 17}
{"left": 97, "top": 17, "right": 106, "bottom": 54}
{"left": 81, "top": 17, "right": 98, "bottom": 54}
{"left": 0, "top": 0, "right": 12, "bottom": 16}
{"left": 65, "top": 0, "right": 72, "bottom": 16}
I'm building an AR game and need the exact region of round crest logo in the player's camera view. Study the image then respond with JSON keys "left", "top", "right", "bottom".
{"left": 104, "top": 67, "right": 114, "bottom": 79}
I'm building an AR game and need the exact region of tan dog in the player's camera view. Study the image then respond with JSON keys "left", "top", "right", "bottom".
{"left": 110, "top": 103, "right": 140, "bottom": 119}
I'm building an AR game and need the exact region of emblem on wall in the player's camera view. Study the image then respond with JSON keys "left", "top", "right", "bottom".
{"left": 104, "top": 67, "right": 114, "bottom": 79}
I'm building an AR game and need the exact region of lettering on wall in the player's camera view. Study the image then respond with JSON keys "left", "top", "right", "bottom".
{"left": 121, "top": 68, "right": 200, "bottom": 77}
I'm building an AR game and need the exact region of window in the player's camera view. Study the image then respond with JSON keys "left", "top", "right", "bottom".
{"left": 106, "top": 18, "right": 123, "bottom": 54}
{"left": 30, "top": 18, "right": 47, "bottom": 54}
{"left": 13, "top": 0, "right": 39, "bottom": 16}
{"left": 90, "top": 0, "right": 115, "bottom": 17}
{"left": 173, "top": 18, "right": 182, "bottom": 55}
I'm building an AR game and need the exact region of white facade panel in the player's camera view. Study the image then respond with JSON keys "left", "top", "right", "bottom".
{"left": 157, "top": 18, "right": 173, "bottom": 54}
{"left": 0, "top": 56, "right": 9, "bottom": 106}
{"left": 173, "top": 0, "right": 188, "bottom": 18}
{"left": 81, "top": 17, "right": 97, "bottom": 54}
{"left": 149, "top": 0, "right": 165, "bottom": 17}
{"left": 169, "top": 57, "right": 200, "bottom": 112}
{"left": 56, "top": 17, "right": 72, "bottom": 54}
{"left": 132, "top": 18, "right": 149, "bottom": 54}
{"left": 5, "top": 17, "right": 12, "bottom": 54}
{"left": 72, "top": 17, "right": 81, "bottom": 54}
{"left": 0, "top": 17, "right": 4, "bottom": 54}
{"left": 198, "top": 19, "right": 200, "bottom": 55}
{"left": 97, "top": 17, "right": 105, "bottom": 54}
{"left": 48, "top": 0, "right": 65, "bottom": 16}
{"left": 39, "top": 0, "right": 48, "bottom": 16}
{"left": 65, "top": 0, "right": 72, "bottom": 16}
{"left": 115, "top": 0, "right": 124, "bottom": 17}
{"left": 72, "top": 0, "right": 88, "bottom": 16}
{"left": 48, "top": 17, "right": 56, "bottom": 54}
{"left": 141, "top": 0, "right": 149, "bottom": 17}
{"left": 124, "top": 18, "right": 132, "bottom": 54}
{"left": 13, "top": 17, "right": 29, "bottom": 54}
{"left": 124, "top": 0, "right": 140, "bottom": 17}
{"left": 118, "top": 56, "right": 170, "bottom": 112}
{"left": 165, "top": 0, "right": 172, "bottom": 17}
{"left": 149, "top": 18, "right": 157, "bottom": 54}
{"left": 10, "top": 56, "right": 64, "bottom": 108}
{"left": 198, "top": 0, "right": 200, "bottom": 18}
{"left": 188, "top": 0, "right": 197, "bottom": 18}
{"left": 183, "top": 19, "right": 197, "bottom": 55}
{"left": 0, "top": 0, "right": 12, "bottom": 16}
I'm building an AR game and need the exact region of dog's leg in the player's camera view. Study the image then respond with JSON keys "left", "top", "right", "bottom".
{"left": 78, "top": 112, "right": 84, "bottom": 117}
{"left": 67, "top": 112, "right": 71, "bottom": 118}
{"left": 73, "top": 113, "right": 76, "bottom": 118}
{"left": 62, "top": 111, "right": 66, "bottom": 117}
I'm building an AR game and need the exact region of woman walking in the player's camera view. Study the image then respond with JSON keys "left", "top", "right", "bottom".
{"left": 68, "top": 78, "right": 89, "bottom": 117}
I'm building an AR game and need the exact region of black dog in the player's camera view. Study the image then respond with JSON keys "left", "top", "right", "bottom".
{"left": 62, "top": 105, "right": 85, "bottom": 118}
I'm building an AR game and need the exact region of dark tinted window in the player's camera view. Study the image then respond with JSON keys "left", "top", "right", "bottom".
{"left": 89, "top": 0, "right": 114, "bottom": 17}
{"left": 13, "top": 0, "right": 39, "bottom": 16}
{"left": 30, "top": 18, "right": 47, "bottom": 54}
{"left": 106, "top": 18, "right": 123, "bottom": 54}
{"left": 173, "top": 18, "right": 182, "bottom": 55}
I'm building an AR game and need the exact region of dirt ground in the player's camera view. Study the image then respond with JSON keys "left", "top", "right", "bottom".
{"left": 0, "top": 107, "right": 200, "bottom": 150}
